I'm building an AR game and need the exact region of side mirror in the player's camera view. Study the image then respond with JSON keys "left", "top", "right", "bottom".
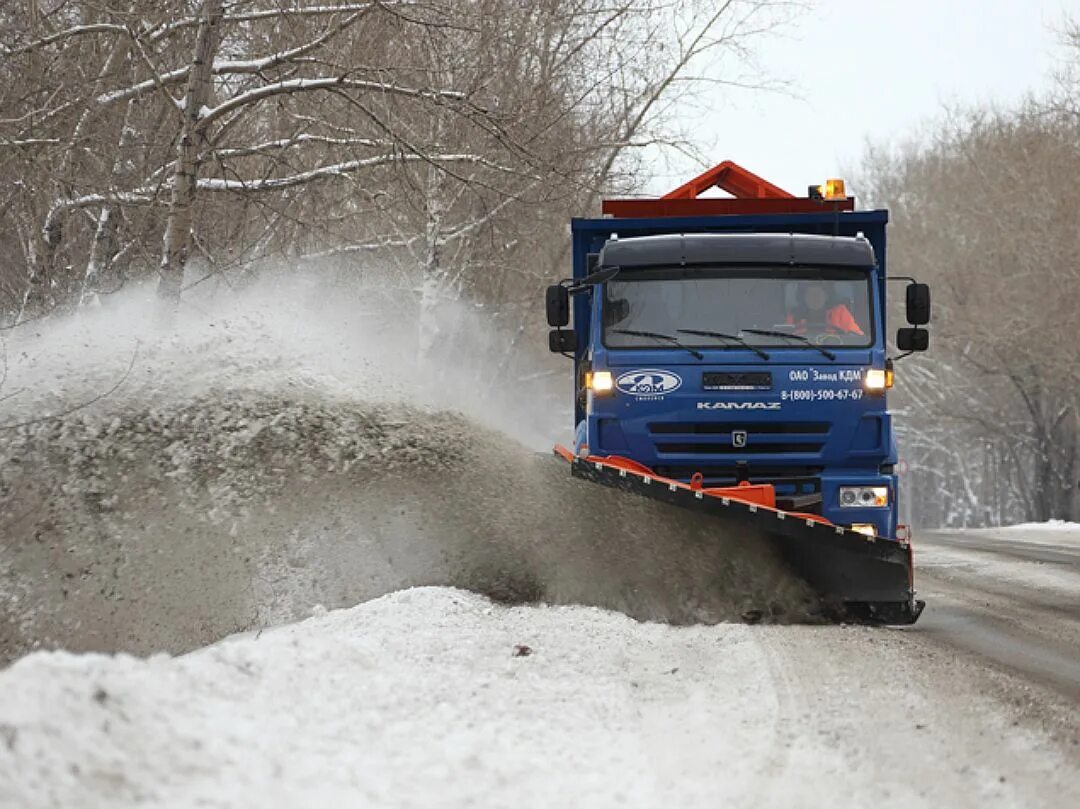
{"left": 546, "top": 285, "right": 569, "bottom": 327}
{"left": 897, "top": 327, "right": 929, "bottom": 352}
{"left": 906, "top": 283, "right": 931, "bottom": 325}
{"left": 549, "top": 329, "right": 577, "bottom": 353}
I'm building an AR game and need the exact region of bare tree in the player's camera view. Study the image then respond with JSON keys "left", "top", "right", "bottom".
{"left": 863, "top": 101, "right": 1080, "bottom": 525}
{"left": 158, "top": 0, "right": 225, "bottom": 305}
{"left": 1, "top": 0, "right": 801, "bottom": 334}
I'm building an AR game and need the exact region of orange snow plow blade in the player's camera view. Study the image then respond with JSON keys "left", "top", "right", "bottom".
{"left": 555, "top": 446, "right": 924, "bottom": 625}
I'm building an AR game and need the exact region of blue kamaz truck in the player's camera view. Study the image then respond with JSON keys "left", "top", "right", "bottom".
{"left": 546, "top": 162, "right": 931, "bottom": 623}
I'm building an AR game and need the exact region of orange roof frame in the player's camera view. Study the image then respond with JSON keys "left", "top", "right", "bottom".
{"left": 661, "top": 160, "right": 794, "bottom": 200}
{"left": 602, "top": 160, "right": 854, "bottom": 218}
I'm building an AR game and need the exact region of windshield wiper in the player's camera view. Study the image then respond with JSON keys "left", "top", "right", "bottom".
{"left": 677, "top": 329, "right": 770, "bottom": 360}
{"left": 740, "top": 328, "right": 836, "bottom": 361}
{"left": 611, "top": 329, "right": 704, "bottom": 360}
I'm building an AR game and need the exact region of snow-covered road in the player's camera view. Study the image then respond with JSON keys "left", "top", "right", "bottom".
{"left": 915, "top": 527, "right": 1080, "bottom": 704}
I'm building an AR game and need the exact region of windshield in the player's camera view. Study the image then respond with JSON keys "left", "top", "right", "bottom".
{"left": 603, "top": 266, "right": 874, "bottom": 350}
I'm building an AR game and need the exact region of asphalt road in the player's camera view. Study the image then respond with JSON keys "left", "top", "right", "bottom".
{"left": 913, "top": 528, "right": 1080, "bottom": 705}
{"left": 739, "top": 526, "right": 1080, "bottom": 805}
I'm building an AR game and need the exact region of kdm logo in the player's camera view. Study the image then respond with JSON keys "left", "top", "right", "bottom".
{"left": 697, "top": 401, "right": 782, "bottom": 410}
{"left": 616, "top": 369, "right": 682, "bottom": 397}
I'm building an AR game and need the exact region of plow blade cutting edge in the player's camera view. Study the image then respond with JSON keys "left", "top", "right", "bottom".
{"left": 555, "top": 446, "right": 925, "bottom": 625}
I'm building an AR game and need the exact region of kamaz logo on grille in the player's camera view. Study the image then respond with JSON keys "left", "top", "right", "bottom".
{"left": 697, "top": 402, "right": 782, "bottom": 410}
{"left": 616, "top": 369, "right": 682, "bottom": 399}
{"left": 732, "top": 430, "right": 748, "bottom": 448}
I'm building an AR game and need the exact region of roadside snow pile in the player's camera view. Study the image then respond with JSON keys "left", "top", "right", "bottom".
{"left": 1, "top": 278, "right": 819, "bottom": 664}
{"left": 6, "top": 587, "right": 1074, "bottom": 809}
{"left": 997, "top": 520, "right": 1080, "bottom": 534}
{"left": 0, "top": 588, "right": 783, "bottom": 809}
{"left": 953, "top": 520, "right": 1080, "bottom": 548}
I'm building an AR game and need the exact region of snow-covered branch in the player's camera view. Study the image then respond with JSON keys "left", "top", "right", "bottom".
{"left": 212, "top": 134, "right": 391, "bottom": 160}
{"left": 0, "top": 138, "right": 62, "bottom": 148}
{"left": 196, "top": 77, "right": 470, "bottom": 130}
{"left": 3, "top": 4, "right": 400, "bottom": 55}
{"left": 98, "top": 10, "right": 370, "bottom": 107}
{"left": 200, "top": 153, "right": 501, "bottom": 193}
{"left": 42, "top": 189, "right": 157, "bottom": 244}
{"left": 41, "top": 153, "right": 514, "bottom": 235}
{"left": 1, "top": 23, "right": 127, "bottom": 56}
{"left": 298, "top": 237, "right": 421, "bottom": 260}
{"left": 146, "top": 3, "right": 403, "bottom": 42}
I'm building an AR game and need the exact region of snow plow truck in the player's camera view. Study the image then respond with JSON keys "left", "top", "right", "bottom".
{"left": 546, "top": 161, "right": 932, "bottom": 624}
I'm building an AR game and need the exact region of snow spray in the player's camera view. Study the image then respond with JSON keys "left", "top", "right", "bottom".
{"left": 0, "top": 271, "right": 818, "bottom": 662}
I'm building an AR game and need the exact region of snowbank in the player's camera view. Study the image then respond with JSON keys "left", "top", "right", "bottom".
{"left": 3, "top": 587, "right": 1075, "bottom": 809}
{"left": 997, "top": 520, "right": 1080, "bottom": 534}
{"left": 947, "top": 520, "right": 1080, "bottom": 546}
{"left": 0, "top": 588, "right": 778, "bottom": 809}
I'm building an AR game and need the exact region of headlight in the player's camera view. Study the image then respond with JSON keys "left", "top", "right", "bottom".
{"left": 588, "top": 370, "right": 614, "bottom": 394}
{"left": 839, "top": 485, "right": 888, "bottom": 508}
{"left": 864, "top": 368, "right": 893, "bottom": 391}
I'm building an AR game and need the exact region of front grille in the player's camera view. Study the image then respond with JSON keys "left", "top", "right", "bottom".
{"left": 649, "top": 422, "right": 829, "bottom": 435}
{"left": 649, "top": 421, "right": 829, "bottom": 455}
{"left": 655, "top": 441, "right": 825, "bottom": 454}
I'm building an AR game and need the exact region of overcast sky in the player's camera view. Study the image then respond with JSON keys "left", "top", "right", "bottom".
{"left": 647, "top": 0, "right": 1080, "bottom": 196}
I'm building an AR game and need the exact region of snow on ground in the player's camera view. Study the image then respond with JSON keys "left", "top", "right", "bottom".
{"left": 938, "top": 520, "right": 1080, "bottom": 547}
{"left": 998, "top": 520, "right": 1080, "bottom": 532}
{"left": 989, "top": 521, "right": 1080, "bottom": 544}
{"left": 2, "top": 587, "right": 1076, "bottom": 809}
{"left": 0, "top": 588, "right": 785, "bottom": 808}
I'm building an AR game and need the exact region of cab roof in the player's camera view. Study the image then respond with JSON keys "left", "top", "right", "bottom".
{"left": 598, "top": 232, "right": 875, "bottom": 269}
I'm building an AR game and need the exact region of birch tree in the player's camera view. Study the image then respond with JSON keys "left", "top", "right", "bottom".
{"left": 158, "top": 0, "right": 224, "bottom": 305}
{"left": 1, "top": 0, "right": 800, "bottom": 326}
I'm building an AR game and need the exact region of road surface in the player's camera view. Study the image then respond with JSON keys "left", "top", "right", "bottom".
{"left": 914, "top": 527, "right": 1080, "bottom": 705}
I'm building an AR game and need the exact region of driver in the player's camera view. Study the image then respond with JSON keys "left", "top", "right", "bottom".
{"left": 786, "top": 282, "right": 864, "bottom": 337}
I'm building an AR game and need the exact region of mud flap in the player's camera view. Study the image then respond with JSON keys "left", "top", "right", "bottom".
{"left": 563, "top": 450, "right": 922, "bottom": 625}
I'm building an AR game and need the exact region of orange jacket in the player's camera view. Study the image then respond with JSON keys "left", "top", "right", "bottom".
{"left": 786, "top": 304, "right": 864, "bottom": 336}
